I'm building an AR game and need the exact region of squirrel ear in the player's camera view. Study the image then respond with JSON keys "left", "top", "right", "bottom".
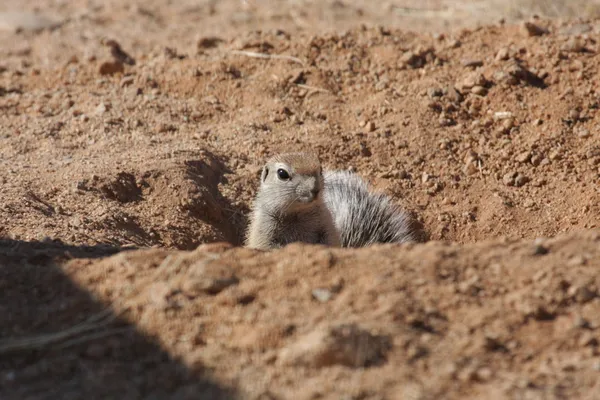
{"left": 261, "top": 166, "right": 269, "bottom": 182}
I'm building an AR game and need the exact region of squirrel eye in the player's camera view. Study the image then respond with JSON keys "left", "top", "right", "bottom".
{"left": 277, "top": 168, "right": 290, "bottom": 181}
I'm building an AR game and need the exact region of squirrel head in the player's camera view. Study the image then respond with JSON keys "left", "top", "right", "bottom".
{"left": 258, "top": 152, "right": 324, "bottom": 214}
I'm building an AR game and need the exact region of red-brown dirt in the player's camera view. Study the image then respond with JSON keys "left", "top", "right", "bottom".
{"left": 1, "top": 1, "right": 600, "bottom": 399}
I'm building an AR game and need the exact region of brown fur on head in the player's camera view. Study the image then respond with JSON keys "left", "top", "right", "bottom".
{"left": 257, "top": 152, "right": 324, "bottom": 215}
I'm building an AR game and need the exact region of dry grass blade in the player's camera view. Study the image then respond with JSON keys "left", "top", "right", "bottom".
{"left": 0, "top": 308, "right": 119, "bottom": 354}
{"left": 230, "top": 50, "right": 304, "bottom": 66}
{"left": 54, "top": 327, "right": 133, "bottom": 350}
{"left": 296, "top": 83, "right": 330, "bottom": 94}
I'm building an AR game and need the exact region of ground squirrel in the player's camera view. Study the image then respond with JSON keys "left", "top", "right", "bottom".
{"left": 245, "top": 153, "right": 341, "bottom": 250}
{"left": 246, "top": 152, "right": 417, "bottom": 249}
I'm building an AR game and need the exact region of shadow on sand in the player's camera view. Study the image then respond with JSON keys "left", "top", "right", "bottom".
{"left": 0, "top": 239, "right": 236, "bottom": 400}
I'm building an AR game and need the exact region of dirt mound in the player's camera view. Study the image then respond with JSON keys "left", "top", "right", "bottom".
{"left": 1, "top": 149, "right": 244, "bottom": 249}
{"left": 2, "top": 231, "right": 599, "bottom": 399}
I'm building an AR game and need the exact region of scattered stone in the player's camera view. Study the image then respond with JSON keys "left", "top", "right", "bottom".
{"left": 496, "top": 60, "right": 546, "bottom": 87}
{"left": 561, "top": 37, "right": 587, "bottom": 53}
{"left": 459, "top": 72, "right": 487, "bottom": 91}
{"left": 495, "top": 47, "right": 510, "bottom": 61}
{"left": 526, "top": 305, "right": 556, "bottom": 321}
{"left": 99, "top": 61, "right": 124, "bottom": 76}
{"left": 493, "top": 70, "right": 518, "bottom": 86}
{"left": 530, "top": 154, "right": 543, "bottom": 166}
{"left": 568, "top": 285, "right": 597, "bottom": 304}
{"left": 95, "top": 102, "right": 109, "bottom": 115}
{"left": 365, "top": 121, "right": 376, "bottom": 132}
{"left": 576, "top": 128, "right": 590, "bottom": 138}
{"left": 503, "top": 171, "right": 517, "bottom": 186}
{"left": 568, "top": 109, "right": 580, "bottom": 121}
{"left": 147, "top": 281, "right": 174, "bottom": 309}
{"left": 471, "top": 85, "right": 487, "bottom": 96}
{"left": 100, "top": 37, "right": 135, "bottom": 66}
{"left": 439, "top": 116, "right": 454, "bottom": 127}
{"left": 182, "top": 260, "right": 239, "bottom": 296}
{"left": 0, "top": 11, "right": 61, "bottom": 33}
{"left": 475, "top": 367, "right": 493, "bottom": 382}
{"left": 120, "top": 76, "right": 135, "bottom": 87}
{"left": 462, "top": 59, "right": 483, "bottom": 68}
{"left": 514, "top": 174, "right": 529, "bottom": 187}
{"left": 278, "top": 323, "right": 391, "bottom": 368}
{"left": 522, "top": 21, "right": 548, "bottom": 37}
{"left": 502, "top": 118, "right": 515, "bottom": 131}
{"left": 399, "top": 47, "right": 436, "bottom": 69}
{"left": 157, "top": 123, "right": 177, "bottom": 133}
{"left": 579, "top": 333, "right": 598, "bottom": 347}
{"left": 197, "top": 36, "right": 224, "bottom": 49}
{"left": 463, "top": 162, "right": 478, "bottom": 176}
{"left": 494, "top": 111, "right": 513, "bottom": 120}
{"left": 98, "top": 172, "right": 142, "bottom": 202}
{"left": 311, "top": 288, "right": 333, "bottom": 303}
{"left": 516, "top": 151, "right": 531, "bottom": 163}
{"left": 427, "top": 87, "right": 443, "bottom": 98}
{"left": 204, "top": 95, "right": 220, "bottom": 105}
{"left": 548, "top": 149, "right": 562, "bottom": 161}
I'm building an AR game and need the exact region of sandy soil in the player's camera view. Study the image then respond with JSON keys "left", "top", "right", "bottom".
{"left": 1, "top": 1, "right": 600, "bottom": 399}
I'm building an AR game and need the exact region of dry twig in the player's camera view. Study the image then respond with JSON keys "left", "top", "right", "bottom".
{"left": 230, "top": 50, "right": 304, "bottom": 66}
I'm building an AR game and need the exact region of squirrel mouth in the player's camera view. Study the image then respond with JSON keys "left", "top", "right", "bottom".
{"left": 297, "top": 192, "right": 319, "bottom": 203}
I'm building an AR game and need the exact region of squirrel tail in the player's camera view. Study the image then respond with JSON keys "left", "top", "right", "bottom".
{"left": 323, "top": 170, "right": 416, "bottom": 248}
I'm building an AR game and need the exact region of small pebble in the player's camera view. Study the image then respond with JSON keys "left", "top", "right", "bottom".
{"left": 503, "top": 171, "right": 517, "bottom": 186}
{"left": 462, "top": 59, "right": 483, "bottom": 68}
{"left": 98, "top": 61, "right": 124, "bottom": 76}
{"left": 569, "top": 109, "right": 580, "bottom": 121}
{"left": 561, "top": 37, "right": 586, "bottom": 53}
{"left": 427, "top": 87, "right": 443, "bottom": 98}
{"left": 471, "top": 85, "right": 487, "bottom": 96}
{"left": 494, "top": 111, "right": 513, "bottom": 120}
{"left": 514, "top": 174, "right": 529, "bottom": 187}
{"left": 522, "top": 21, "right": 548, "bottom": 37}
{"left": 577, "top": 128, "right": 590, "bottom": 138}
{"left": 312, "top": 288, "right": 333, "bottom": 303}
{"left": 516, "top": 151, "right": 531, "bottom": 163}
{"left": 495, "top": 47, "right": 510, "bottom": 61}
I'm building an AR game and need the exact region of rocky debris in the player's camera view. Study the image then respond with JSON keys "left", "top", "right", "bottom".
{"left": 97, "top": 172, "right": 143, "bottom": 203}
{"left": 197, "top": 36, "right": 225, "bottom": 49}
{"left": 278, "top": 323, "right": 391, "bottom": 368}
{"left": 561, "top": 37, "right": 588, "bottom": 53}
{"left": 494, "top": 60, "right": 546, "bottom": 88}
{"left": 99, "top": 61, "right": 125, "bottom": 75}
{"left": 182, "top": 259, "right": 239, "bottom": 296}
{"left": 399, "top": 46, "right": 437, "bottom": 69}
{"left": 503, "top": 172, "right": 529, "bottom": 187}
{"left": 458, "top": 71, "right": 488, "bottom": 92}
{"left": 97, "top": 38, "right": 135, "bottom": 76}
{"left": 311, "top": 288, "right": 333, "bottom": 302}
{"left": 461, "top": 59, "right": 484, "bottom": 68}
{"left": 101, "top": 38, "right": 136, "bottom": 66}
{"left": 522, "top": 21, "right": 548, "bottom": 37}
